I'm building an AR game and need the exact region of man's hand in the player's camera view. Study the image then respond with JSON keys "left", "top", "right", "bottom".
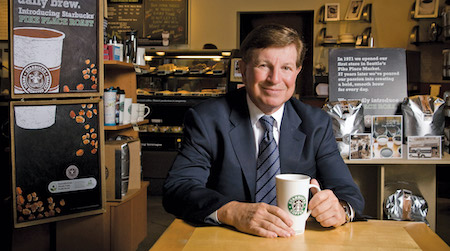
{"left": 308, "top": 179, "right": 346, "bottom": 227}
{"left": 217, "top": 201, "right": 296, "bottom": 238}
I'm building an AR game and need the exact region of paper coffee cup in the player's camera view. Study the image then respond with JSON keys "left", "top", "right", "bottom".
{"left": 276, "top": 174, "right": 321, "bottom": 235}
{"left": 13, "top": 27, "right": 65, "bottom": 94}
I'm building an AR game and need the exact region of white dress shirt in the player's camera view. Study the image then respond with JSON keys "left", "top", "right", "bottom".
{"left": 246, "top": 94, "right": 284, "bottom": 157}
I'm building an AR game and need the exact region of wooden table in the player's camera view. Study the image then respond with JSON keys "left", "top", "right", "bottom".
{"left": 150, "top": 219, "right": 449, "bottom": 251}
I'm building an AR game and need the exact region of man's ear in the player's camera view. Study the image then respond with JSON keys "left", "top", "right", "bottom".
{"left": 296, "top": 66, "right": 303, "bottom": 75}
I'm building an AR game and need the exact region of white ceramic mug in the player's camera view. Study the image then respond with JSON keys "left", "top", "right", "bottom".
{"left": 276, "top": 174, "right": 321, "bottom": 235}
{"left": 130, "top": 103, "right": 140, "bottom": 124}
{"left": 138, "top": 104, "right": 150, "bottom": 122}
{"left": 123, "top": 98, "right": 132, "bottom": 124}
{"left": 136, "top": 47, "right": 146, "bottom": 66}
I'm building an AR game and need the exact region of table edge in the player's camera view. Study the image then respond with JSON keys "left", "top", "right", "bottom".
{"left": 149, "top": 219, "right": 449, "bottom": 251}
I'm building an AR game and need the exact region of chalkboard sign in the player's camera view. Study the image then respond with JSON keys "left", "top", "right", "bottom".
{"left": 144, "top": 0, "right": 188, "bottom": 44}
{"left": 329, "top": 48, "right": 408, "bottom": 116}
{"left": 11, "top": 99, "right": 104, "bottom": 227}
{"left": 107, "top": 3, "right": 145, "bottom": 40}
{"left": 11, "top": 0, "right": 101, "bottom": 99}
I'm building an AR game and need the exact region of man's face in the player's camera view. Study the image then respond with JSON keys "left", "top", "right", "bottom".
{"left": 239, "top": 44, "right": 302, "bottom": 114}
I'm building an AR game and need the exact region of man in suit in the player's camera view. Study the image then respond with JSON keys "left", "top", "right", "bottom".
{"left": 163, "top": 24, "right": 364, "bottom": 238}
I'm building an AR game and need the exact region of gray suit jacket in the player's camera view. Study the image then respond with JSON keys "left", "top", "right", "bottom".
{"left": 163, "top": 88, "right": 364, "bottom": 223}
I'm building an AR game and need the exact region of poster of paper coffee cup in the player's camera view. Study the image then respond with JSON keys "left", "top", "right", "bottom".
{"left": 131, "top": 103, "right": 140, "bottom": 124}
{"left": 14, "top": 105, "right": 57, "bottom": 129}
{"left": 123, "top": 98, "right": 132, "bottom": 124}
{"left": 276, "top": 174, "right": 321, "bottom": 235}
{"left": 13, "top": 27, "right": 65, "bottom": 94}
{"left": 138, "top": 104, "right": 150, "bottom": 122}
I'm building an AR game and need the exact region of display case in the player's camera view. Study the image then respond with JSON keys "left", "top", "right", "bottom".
{"left": 136, "top": 50, "right": 236, "bottom": 148}
{"left": 137, "top": 50, "right": 234, "bottom": 95}
{"left": 136, "top": 50, "right": 237, "bottom": 195}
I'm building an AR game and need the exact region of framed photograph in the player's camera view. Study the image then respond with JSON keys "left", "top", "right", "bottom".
{"left": 325, "top": 3, "right": 340, "bottom": 21}
{"left": 349, "top": 133, "right": 372, "bottom": 160}
{"left": 230, "top": 58, "right": 243, "bottom": 82}
{"left": 407, "top": 136, "right": 442, "bottom": 159}
{"left": 372, "top": 115, "right": 403, "bottom": 159}
{"left": 345, "top": 0, "right": 365, "bottom": 20}
{"left": 414, "top": 0, "right": 440, "bottom": 18}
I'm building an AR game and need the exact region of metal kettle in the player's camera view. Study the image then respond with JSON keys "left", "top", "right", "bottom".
{"left": 125, "top": 30, "right": 137, "bottom": 63}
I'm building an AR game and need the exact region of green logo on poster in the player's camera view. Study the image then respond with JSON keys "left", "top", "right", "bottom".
{"left": 287, "top": 195, "right": 307, "bottom": 216}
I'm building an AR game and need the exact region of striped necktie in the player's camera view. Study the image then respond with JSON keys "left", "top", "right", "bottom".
{"left": 255, "top": 115, "right": 280, "bottom": 205}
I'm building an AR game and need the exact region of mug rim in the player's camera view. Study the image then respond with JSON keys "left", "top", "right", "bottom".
{"left": 276, "top": 174, "right": 311, "bottom": 181}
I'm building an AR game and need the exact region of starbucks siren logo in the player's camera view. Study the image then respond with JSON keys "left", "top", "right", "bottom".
{"left": 20, "top": 62, "right": 52, "bottom": 93}
{"left": 287, "top": 195, "right": 307, "bottom": 216}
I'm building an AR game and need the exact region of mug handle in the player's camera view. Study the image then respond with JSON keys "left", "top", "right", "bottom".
{"left": 305, "top": 184, "right": 321, "bottom": 218}
{"left": 143, "top": 106, "right": 151, "bottom": 117}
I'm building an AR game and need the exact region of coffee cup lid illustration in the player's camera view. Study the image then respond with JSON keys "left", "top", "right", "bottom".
{"left": 14, "top": 105, "right": 57, "bottom": 130}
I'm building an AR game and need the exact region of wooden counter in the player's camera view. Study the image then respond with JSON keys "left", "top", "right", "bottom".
{"left": 150, "top": 219, "right": 449, "bottom": 251}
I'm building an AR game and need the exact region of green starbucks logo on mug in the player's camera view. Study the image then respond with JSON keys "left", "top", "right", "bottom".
{"left": 287, "top": 195, "right": 307, "bottom": 216}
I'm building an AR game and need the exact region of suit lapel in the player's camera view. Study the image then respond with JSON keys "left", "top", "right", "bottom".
{"left": 279, "top": 101, "right": 306, "bottom": 173}
{"left": 229, "top": 92, "right": 257, "bottom": 201}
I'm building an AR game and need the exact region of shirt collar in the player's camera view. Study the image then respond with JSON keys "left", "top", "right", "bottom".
{"left": 246, "top": 94, "right": 284, "bottom": 130}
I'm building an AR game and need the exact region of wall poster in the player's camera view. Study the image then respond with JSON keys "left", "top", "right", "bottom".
{"left": 11, "top": 99, "right": 105, "bottom": 227}
{"left": 329, "top": 48, "right": 408, "bottom": 116}
{"left": 11, "top": 0, "right": 102, "bottom": 99}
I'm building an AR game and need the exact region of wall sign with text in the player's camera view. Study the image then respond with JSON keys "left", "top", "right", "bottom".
{"left": 144, "top": 0, "right": 187, "bottom": 44}
{"left": 329, "top": 48, "right": 408, "bottom": 116}
{"left": 11, "top": 0, "right": 101, "bottom": 98}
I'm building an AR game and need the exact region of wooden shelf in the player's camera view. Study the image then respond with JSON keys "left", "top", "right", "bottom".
{"left": 344, "top": 146, "right": 450, "bottom": 165}
{"left": 104, "top": 60, "right": 134, "bottom": 69}
{"left": 320, "top": 42, "right": 357, "bottom": 47}
{"left": 103, "top": 59, "right": 140, "bottom": 137}
{"left": 108, "top": 181, "right": 149, "bottom": 205}
{"left": 104, "top": 119, "right": 148, "bottom": 131}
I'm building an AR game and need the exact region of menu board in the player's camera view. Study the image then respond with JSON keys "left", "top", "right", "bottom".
{"left": 144, "top": 0, "right": 187, "bottom": 44}
{"left": 11, "top": 0, "right": 100, "bottom": 98}
{"left": 329, "top": 48, "right": 408, "bottom": 116}
{"left": 107, "top": 3, "right": 144, "bottom": 40}
{"left": 11, "top": 99, "right": 104, "bottom": 227}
